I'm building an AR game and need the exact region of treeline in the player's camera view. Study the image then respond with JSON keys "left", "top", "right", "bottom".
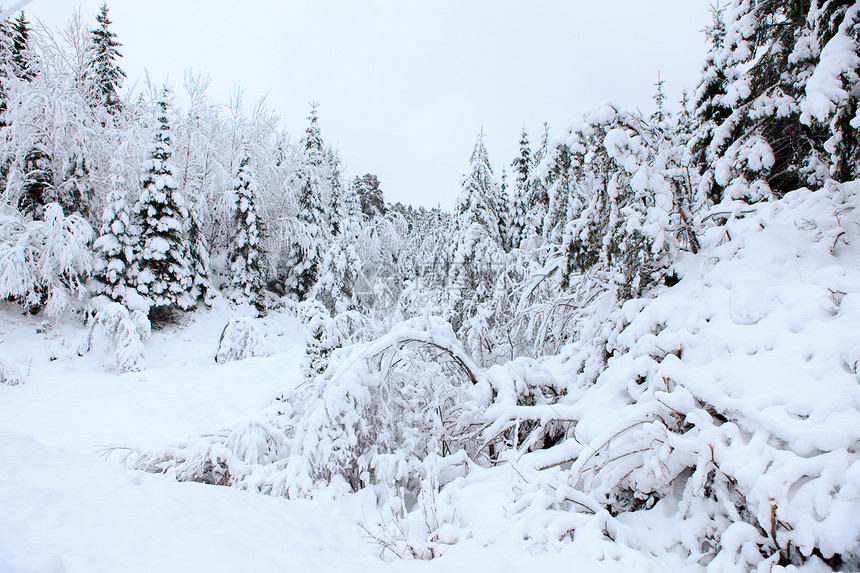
{"left": 0, "top": 2, "right": 858, "bottom": 372}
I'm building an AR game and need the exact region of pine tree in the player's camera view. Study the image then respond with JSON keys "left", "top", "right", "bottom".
{"left": 508, "top": 127, "right": 532, "bottom": 249}
{"left": 457, "top": 131, "right": 505, "bottom": 246}
{"left": 651, "top": 71, "right": 667, "bottom": 124}
{"left": 283, "top": 104, "right": 331, "bottom": 299}
{"left": 690, "top": 3, "right": 732, "bottom": 203}
{"left": 185, "top": 194, "right": 212, "bottom": 306}
{"left": 83, "top": 3, "right": 126, "bottom": 115}
{"left": 10, "top": 12, "right": 35, "bottom": 82}
{"left": 799, "top": 1, "right": 860, "bottom": 183}
{"left": 93, "top": 177, "right": 136, "bottom": 303}
{"left": 227, "top": 153, "right": 267, "bottom": 314}
{"left": 134, "top": 89, "right": 192, "bottom": 311}
{"left": 353, "top": 173, "right": 386, "bottom": 220}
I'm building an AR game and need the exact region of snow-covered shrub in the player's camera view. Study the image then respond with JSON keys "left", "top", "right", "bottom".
{"left": 127, "top": 317, "right": 482, "bottom": 502}
{"left": 93, "top": 302, "right": 150, "bottom": 373}
{"left": 481, "top": 181, "right": 860, "bottom": 570}
{"left": 215, "top": 316, "right": 268, "bottom": 364}
{"left": 0, "top": 356, "right": 25, "bottom": 386}
{"left": 297, "top": 299, "right": 370, "bottom": 378}
{"left": 289, "top": 317, "right": 480, "bottom": 495}
{"left": 0, "top": 203, "right": 93, "bottom": 316}
{"left": 360, "top": 474, "right": 467, "bottom": 561}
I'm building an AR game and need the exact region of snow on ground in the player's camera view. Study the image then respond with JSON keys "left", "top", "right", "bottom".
{"left": 0, "top": 300, "right": 648, "bottom": 572}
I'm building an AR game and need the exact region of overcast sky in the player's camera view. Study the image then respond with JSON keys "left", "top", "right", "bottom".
{"left": 27, "top": 1, "right": 711, "bottom": 209}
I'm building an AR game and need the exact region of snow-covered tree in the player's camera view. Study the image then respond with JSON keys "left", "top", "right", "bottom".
{"left": 798, "top": 2, "right": 860, "bottom": 183}
{"left": 0, "top": 203, "right": 92, "bottom": 316}
{"left": 508, "top": 127, "right": 531, "bottom": 250}
{"left": 282, "top": 104, "right": 332, "bottom": 299}
{"left": 705, "top": 0, "right": 833, "bottom": 201}
{"left": 553, "top": 105, "right": 675, "bottom": 301}
{"left": 227, "top": 153, "right": 266, "bottom": 314}
{"left": 10, "top": 11, "right": 36, "bottom": 82}
{"left": 83, "top": 3, "right": 125, "bottom": 116}
{"left": 92, "top": 176, "right": 136, "bottom": 303}
{"left": 457, "top": 131, "right": 505, "bottom": 246}
{"left": 184, "top": 193, "right": 212, "bottom": 306}
{"left": 353, "top": 173, "right": 386, "bottom": 220}
{"left": 134, "top": 89, "right": 192, "bottom": 312}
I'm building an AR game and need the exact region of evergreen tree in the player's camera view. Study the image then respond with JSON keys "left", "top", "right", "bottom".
{"left": 325, "top": 146, "right": 344, "bottom": 235}
{"left": 134, "top": 89, "right": 192, "bottom": 311}
{"left": 283, "top": 104, "right": 330, "bottom": 299}
{"left": 92, "top": 177, "right": 136, "bottom": 303}
{"left": 707, "top": 0, "right": 829, "bottom": 200}
{"left": 19, "top": 145, "right": 52, "bottom": 218}
{"left": 542, "top": 142, "right": 574, "bottom": 244}
{"left": 690, "top": 3, "right": 732, "bottom": 203}
{"left": 457, "top": 131, "right": 505, "bottom": 246}
{"left": 353, "top": 173, "right": 386, "bottom": 219}
{"left": 227, "top": 153, "right": 267, "bottom": 314}
{"left": 559, "top": 105, "right": 676, "bottom": 301}
{"left": 508, "top": 127, "right": 532, "bottom": 249}
{"left": 84, "top": 3, "right": 126, "bottom": 115}
{"left": 651, "top": 71, "right": 667, "bottom": 124}
{"left": 529, "top": 122, "right": 551, "bottom": 238}
{"left": 185, "top": 194, "right": 212, "bottom": 306}
{"left": 10, "top": 12, "right": 35, "bottom": 81}
{"left": 798, "top": 1, "right": 860, "bottom": 183}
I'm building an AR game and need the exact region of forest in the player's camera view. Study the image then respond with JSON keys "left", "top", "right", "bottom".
{"left": 0, "top": 2, "right": 859, "bottom": 571}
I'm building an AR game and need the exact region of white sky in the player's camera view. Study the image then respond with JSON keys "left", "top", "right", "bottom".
{"left": 27, "top": 0, "right": 711, "bottom": 209}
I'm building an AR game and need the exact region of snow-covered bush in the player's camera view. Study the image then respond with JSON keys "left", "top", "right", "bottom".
{"left": 289, "top": 317, "right": 481, "bottom": 495}
{"left": 215, "top": 316, "right": 268, "bottom": 364}
{"left": 360, "top": 474, "right": 467, "bottom": 561}
{"left": 0, "top": 203, "right": 93, "bottom": 316}
{"left": 83, "top": 301, "right": 150, "bottom": 373}
{"left": 0, "top": 356, "right": 25, "bottom": 386}
{"left": 480, "top": 181, "right": 860, "bottom": 570}
{"left": 297, "top": 299, "right": 370, "bottom": 378}
{"left": 127, "top": 316, "right": 482, "bottom": 502}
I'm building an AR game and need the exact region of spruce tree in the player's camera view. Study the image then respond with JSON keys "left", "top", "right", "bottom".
{"left": 706, "top": 0, "right": 830, "bottom": 200}
{"left": 93, "top": 177, "right": 136, "bottom": 303}
{"left": 529, "top": 122, "right": 551, "bottom": 238}
{"left": 799, "top": 1, "right": 860, "bottom": 183}
{"left": 284, "top": 104, "right": 329, "bottom": 299}
{"left": 690, "top": 3, "right": 732, "bottom": 203}
{"left": 10, "top": 12, "right": 34, "bottom": 81}
{"left": 84, "top": 3, "right": 126, "bottom": 115}
{"left": 508, "top": 127, "right": 532, "bottom": 249}
{"left": 651, "top": 71, "right": 667, "bottom": 124}
{"left": 134, "top": 89, "right": 192, "bottom": 311}
{"left": 227, "top": 153, "right": 267, "bottom": 314}
{"left": 185, "top": 194, "right": 212, "bottom": 306}
{"left": 457, "top": 131, "right": 505, "bottom": 246}
{"left": 353, "top": 173, "right": 386, "bottom": 219}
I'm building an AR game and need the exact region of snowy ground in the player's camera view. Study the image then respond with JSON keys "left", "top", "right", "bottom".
{"left": 0, "top": 301, "right": 651, "bottom": 573}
